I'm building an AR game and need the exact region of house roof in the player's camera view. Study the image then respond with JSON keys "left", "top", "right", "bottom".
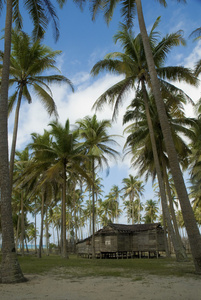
{"left": 76, "top": 223, "right": 163, "bottom": 244}
{"left": 100, "top": 223, "right": 163, "bottom": 234}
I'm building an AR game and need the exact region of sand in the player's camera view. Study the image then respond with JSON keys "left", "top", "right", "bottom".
{"left": 0, "top": 271, "right": 200, "bottom": 300}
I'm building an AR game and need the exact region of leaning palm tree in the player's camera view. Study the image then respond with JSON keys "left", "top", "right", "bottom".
{"left": 90, "top": 0, "right": 201, "bottom": 274}
{"left": 124, "top": 90, "right": 192, "bottom": 259}
{"left": 0, "top": 29, "right": 74, "bottom": 189}
{"left": 91, "top": 19, "right": 195, "bottom": 262}
{"left": 76, "top": 114, "right": 119, "bottom": 258}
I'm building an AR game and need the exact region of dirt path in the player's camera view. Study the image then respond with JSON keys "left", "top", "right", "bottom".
{"left": 0, "top": 272, "right": 200, "bottom": 300}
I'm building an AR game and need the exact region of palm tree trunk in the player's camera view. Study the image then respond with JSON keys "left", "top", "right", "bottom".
{"left": 15, "top": 213, "right": 20, "bottom": 251}
{"left": 138, "top": 201, "right": 141, "bottom": 224}
{"left": 92, "top": 158, "right": 96, "bottom": 258}
{"left": 141, "top": 80, "right": 187, "bottom": 261}
{"left": 9, "top": 89, "right": 23, "bottom": 190}
{"left": 162, "top": 210, "right": 171, "bottom": 257}
{"left": 136, "top": 0, "right": 201, "bottom": 273}
{"left": 21, "top": 192, "right": 24, "bottom": 257}
{"left": 35, "top": 199, "right": 37, "bottom": 254}
{"left": 162, "top": 160, "right": 187, "bottom": 259}
{"left": 38, "top": 192, "right": 45, "bottom": 258}
{"left": 45, "top": 209, "right": 49, "bottom": 256}
{"left": 0, "top": 0, "right": 24, "bottom": 283}
{"left": 61, "top": 187, "right": 63, "bottom": 253}
{"left": 62, "top": 162, "right": 68, "bottom": 258}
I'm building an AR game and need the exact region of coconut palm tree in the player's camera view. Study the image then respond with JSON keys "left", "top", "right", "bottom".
{"left": 122, "top": 174, "right": 144, "bottom": 224}
{"left": 0, "top": 0, "right": 86, "bottom": 282}
{"left": 144, "top": 199, "right": 159, "bottom": 223}
{"left": 0, "top": 4, "right": 57, "bottom": 281}
{"left": 124, "top": 90, "right": 192, "bottom": 259}
{"left": 90, "top": 0, "right": 201, "bottom": 274}
{"left": 13, "top": 147, "right": 32, "bottom": 256}
{"left": 31, "top": 120, "right": 89, "bottom": 258}
{"left": 76, "top": 114, "right": 119, "bottom": 258}
{"left": 0, "top": 29, "right": 74, "bottom": 189}
{"left": 16, "top": 130, "right": 56, "bottom": 258}
{"left": 110, "top": 184, "right": 122, "bottom": 223}
{"left": 91, "top": 19, "right": 194, "bottom": 261}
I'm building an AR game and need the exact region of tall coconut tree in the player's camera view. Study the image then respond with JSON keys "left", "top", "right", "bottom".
{"left": 17, "top": 130, "right": 56, "bottom": 258}
{"left": 76, "top": 114, "right": 119, "bottom": 258}
{"left": 13, "top": 147, "right": 32, "bottom": 256}
{"left": 122, "top": 175, "right": 144, "bottom": 224}
{"left": 0, "top": 0, "right": 87, "bottom": 282}
{"left": 0, "top": 0, "right": 58, "bottom": 283}
{"left": 91, "top": 18, "right": 195, "bottom": 261}
{"left": 0, "top": 29, "right": 74, "bottom": 189}
{"left": 110, "top": 184, "right": 122, "bottom": 223}
{"left": 123, "top": 90, "right": 193, "bottom": 259}
{"left": 31, "top": 120, "right": 89, "bottom": 258}
{"left": 144, "top": 199, "right": 159, "bottom": 223}
{"left": 90, "top": 0, "right": 201, "bottom": 274}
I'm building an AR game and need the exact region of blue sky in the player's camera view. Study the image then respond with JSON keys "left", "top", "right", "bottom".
{"left": 1, "top": 0, "right": 201, "bottom": 225}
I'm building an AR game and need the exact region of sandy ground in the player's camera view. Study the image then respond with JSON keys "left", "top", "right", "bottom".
{"left": 0, "top": 272, "right": 201, "bottom": 300}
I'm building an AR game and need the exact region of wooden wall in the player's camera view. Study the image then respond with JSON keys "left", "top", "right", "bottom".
{"left": 76, "top": 227, "right": 165, "bottom": 256}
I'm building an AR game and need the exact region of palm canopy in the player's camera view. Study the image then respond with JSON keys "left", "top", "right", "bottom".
{"left": 0, "top": 29, "right": 74, "bottom": 188}
{"left": 123, "top": 90, "right": 194, "bottom": 182}
{"left": 122, "top": 174, "right": 144, "bottom": 199}
{"left": 1, "top": 29, "right": 73, "bottom": 117}
{"left": 1, "top": 0, "right": 86, "bottom": 41}
{"left": 32, "top": 119, "right": 86, "bottom": 181}
{"left": 144, "top": 199, "right": 159, "bottom": 223}
{"left": 76, "top": 114, "right": 120, "bottom": 173}
{"left": 91, "top": 18, "right": 196, "bottom": 120}
{"left": 90, "top": 0, "right": 185, "bottom": 29}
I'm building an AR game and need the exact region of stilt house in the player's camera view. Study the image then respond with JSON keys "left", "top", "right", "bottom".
{"left": 76, "top": 223, "right": 165, "bottom": 258}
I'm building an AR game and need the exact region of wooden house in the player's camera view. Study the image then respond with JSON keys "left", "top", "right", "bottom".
{"left": 76, "top": 223, "right": 165, "bottom": 259}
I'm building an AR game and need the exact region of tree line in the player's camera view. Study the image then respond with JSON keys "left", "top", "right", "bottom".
{"left": 1, "top": 0, "right": 201, "bottom": 283}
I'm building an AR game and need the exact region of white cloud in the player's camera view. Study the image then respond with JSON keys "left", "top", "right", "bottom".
{"left": 184, "top": 40, "right": 201, "bottom": 69}
{"left": 11, "top": 73, "right": 131, "bottom": 170}
{"left": 10, "top": 34, "right": 201, "bottom": 204}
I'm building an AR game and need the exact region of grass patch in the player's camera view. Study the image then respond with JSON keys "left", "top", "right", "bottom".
{"left": 132, "top": 276, "right": 144, "bottom": 282}
{"left": 0, "top": 253, "right": 197, "bottom": 279}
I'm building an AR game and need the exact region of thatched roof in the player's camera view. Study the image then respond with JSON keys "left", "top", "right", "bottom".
{"left": 99, "top": 223, "right": 163, "bottom": 234}
{"left": 77, "top": 223, "right": 163, "bottom": 244}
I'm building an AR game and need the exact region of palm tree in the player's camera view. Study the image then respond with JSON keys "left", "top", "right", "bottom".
{"left": 13, "top": 147, "right": 32, "bottom": 256}
{"left": 31, "top": 120, "right": 89, "bottom": 258}
{"left": 124, "top": 90, "right": 191, "bottom": 259}
{"left": 16, "top": 130, "right": 56, "bottom": 258}
{"left": 90, "top": 0, "right": 201, "bottom": 274}
{"left": 122, "top": 175, "right": 144, "bottom": 224}
{"left": 110, "top": 184, "right": 122, "bottom": 223}
{"left": 0, "top": 0, "right": 86, "bottom": 282}
{"left": 144, "top": 199, "right": 159, "bottom": 223}
{"left": 76, "top": 114, "right": 119, "bottom": 258}
{"left": 0, "top": 29, "right": 74, "bottom": 189}
{"left": 91, "top": 18, "right": 195, "bottom": 262}
{"left": 0, "top": 0, "right": 60, "bottom": 283}
{"left": 0, "top": 3, "right": 24, "bottom": 279}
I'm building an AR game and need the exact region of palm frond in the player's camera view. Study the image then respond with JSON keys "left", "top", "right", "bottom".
{"left": 8, "top": 91, "right": 18, "bottom": 116}
{"left": 189, "top": 27, "right": 201, "bottom": 41}
{"left": 33, "top": 82, "right": 58, "bottom": 117}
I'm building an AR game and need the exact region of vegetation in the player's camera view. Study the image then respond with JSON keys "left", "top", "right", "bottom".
{"left": 0, "top": 254, "right": 196, "bottom": 279}
{"left": 1, "top": 0, "right": 201, "bottom": 283}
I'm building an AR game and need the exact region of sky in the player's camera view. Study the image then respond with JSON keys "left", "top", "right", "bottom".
{"left": 1, "top": 0, "right": 201, "bottom": 227}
